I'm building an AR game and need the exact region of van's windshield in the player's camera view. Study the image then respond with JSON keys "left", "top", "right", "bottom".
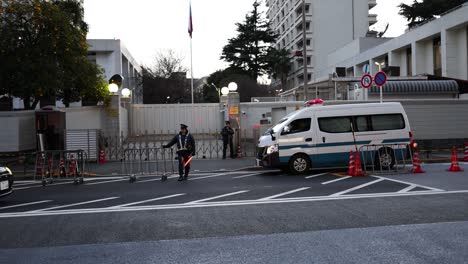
{"left": 265, "top": 111, "right": 297, "bottom": 135}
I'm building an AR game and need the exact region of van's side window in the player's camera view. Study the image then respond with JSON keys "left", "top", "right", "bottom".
{"left": 318, "top": 117, "right": 352, "bottom": 133}
{"left": 355, "top": 116, "right": 370, "bottom": 132}
{"left": 283, "top": 118, "right": 311, "bottom": 135}
{"left": 371, "top": 114, "right": 405, "bottom": 130}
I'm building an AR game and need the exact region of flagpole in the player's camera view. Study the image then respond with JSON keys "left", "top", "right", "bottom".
{"left": 190, "top": 37, "right": 194, "bottom": 104}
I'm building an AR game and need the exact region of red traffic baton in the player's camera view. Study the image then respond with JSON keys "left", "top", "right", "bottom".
{"left": 184, "top": 156, "right": 193, "bottom": 168}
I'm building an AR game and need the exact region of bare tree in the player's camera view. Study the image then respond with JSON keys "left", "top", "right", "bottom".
{"left": 151, "top": 49, "right": 188, "bottom": 79}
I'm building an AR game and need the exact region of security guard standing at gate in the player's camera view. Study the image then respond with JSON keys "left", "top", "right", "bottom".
{"left": 163, "top": 124, "right": 195, "bottom": 181}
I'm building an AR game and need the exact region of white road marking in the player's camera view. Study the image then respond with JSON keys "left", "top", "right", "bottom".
{"left": 259, "top": 187, "right": 310, "bottom": 200}
{"left": 189, "top": 172, "right": 240, "bottom": 181}
{"left": 15, "top": 181, "right": 73, "bottom": 190}
{"left": 14, "top": 182, "right": 40, "bottom": 187}
{"left": 372, "top": 175, "right": 444, "bottom": 192}
{"left": 136, "top": 176, "right": 176, "bottom": 183}
{"left": 305, "top": 173, "right": 329, "bottom": 179}
{"left": 330, "top": 178, "right": 384, "bottom": 196}
{"left": 398, "top": 185, "right": 417, "bottom": 193}
{"left": 85, "top": 179, "right": 127, "bottom": 186}
{"left": 1, "top": 190, "right": 465, "bottom": 219}
{"left": 0, "top": 200, "right": 52, "bottom": 210}
{"left": 109, "top": 194, "right": 185, "bottom": 208}
{"left": 186, "top": 191, "right": 249, "bottom": 204}
{"left": 322, "top": 176, "right": 352, "bottom": 185}
{"left": 232, "top": 172, "right": 263, "bottom": 179}
{"left": 31, "top": 197, "right": 120, "bottom": 212}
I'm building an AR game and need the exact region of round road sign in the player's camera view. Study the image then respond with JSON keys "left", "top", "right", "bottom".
{"left": 374, "top": 71, "right": 387, "bottom": 87}
{"left": 360, "top": 74, "right": 373, "bottom": 89}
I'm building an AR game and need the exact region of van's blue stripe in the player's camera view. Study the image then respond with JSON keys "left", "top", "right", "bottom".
{"left": 279, "top": 140, "right": 372, "bottom": 150}
{"left": 382, "top": 138, "right": 411, "bottom": 144}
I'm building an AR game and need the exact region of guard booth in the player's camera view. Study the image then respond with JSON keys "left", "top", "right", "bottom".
{"left": 35, "top": 106, "right": 66, "bottom": 151}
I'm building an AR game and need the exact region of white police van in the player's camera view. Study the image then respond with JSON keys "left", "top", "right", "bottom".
{"left": 257, "top": 102, "right": 412, "bottom": 174}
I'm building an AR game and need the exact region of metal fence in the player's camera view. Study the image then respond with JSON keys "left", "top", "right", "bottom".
{"left": 101, "top": 129, "right": 261, "bottom": 161}
{"left": 121, "top": 148, "right": 177, "bottom": 181}
{"left": 359, "top": 143, "right": 413, "bottom": 175}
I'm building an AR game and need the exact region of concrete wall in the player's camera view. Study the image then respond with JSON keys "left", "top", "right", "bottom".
{"left": 64, "top": 106, "right": 106, "bottom": 130}
{"left": 130, "top": 100, "right": 468, "bottom": 141}
{"left": 401, "top": 100, "right": 468, "bottom": 139}
{"left": 130, "top": 104, "right": 223, "bottom": 134}
{"left": 0, "top": 111, "right": 36, "bottom": 152}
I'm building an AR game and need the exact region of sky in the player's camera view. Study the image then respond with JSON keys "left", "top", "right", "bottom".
{"left": 83, "top": 0, "right": 414, "bottom": 79}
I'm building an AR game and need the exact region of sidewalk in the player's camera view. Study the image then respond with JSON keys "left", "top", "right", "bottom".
{"left": 88, "top": 157, "right": 257, "bottom": 176}
{"left": 11, "top": 158, "right": 258, "bottom": 179}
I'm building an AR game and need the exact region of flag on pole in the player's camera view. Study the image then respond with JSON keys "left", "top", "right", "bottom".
{"left": 188, "top": 1, "right": 193, "bottom": 38}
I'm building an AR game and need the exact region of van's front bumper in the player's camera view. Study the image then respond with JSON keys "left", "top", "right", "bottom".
{"left": 256, "top": 152, "right": 281, "bottom": 168}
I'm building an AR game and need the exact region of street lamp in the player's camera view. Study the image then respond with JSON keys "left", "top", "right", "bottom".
{"left": 332, "top": 71, "right": 338, "bottom": 101}
{"left": 108, "top": 83, "right": 119, "bottom": 93}
{"left": 121, "top": 88, "right": 131, "bottom": 98}
{"left": 221, "top": 87, "right": 230, "bottom": 96}
{"left": 228, "top": 82, "right": 238, "bottom": 92}
{"left": 375, "top": 61, "right": 385, "bottom": 72}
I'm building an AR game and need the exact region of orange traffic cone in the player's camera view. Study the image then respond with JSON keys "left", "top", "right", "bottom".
{"left": 448, "top": 146, "right": 463, "bottom": 172}
{"left": 464, "top": 143, "right": 468, "bottom": 162}
{"left": 99, "top": 150, "right": 106, "bottom": 164}
{"left": 351, "top": 151, "right": 365, "bottom": 176}
{"left": 346, "top": 151, "right": 355, "bottom": 176}
{"left": 237, "top": 145, "right": 242, "bottom": 158}
{"left": 411, "top": 151, "right": 425, "bottom": 173}
{"left": 59, "top": 158, "right": 66, "bottom": 178}
{"left": 68, "top": 155, "right": 77, "bottom": 176}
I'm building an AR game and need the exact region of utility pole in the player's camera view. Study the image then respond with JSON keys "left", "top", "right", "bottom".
{"left": 302, "top": 0, "right": 308, "bottom": 101}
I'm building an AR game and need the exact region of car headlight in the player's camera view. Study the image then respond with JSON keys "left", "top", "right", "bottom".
{"left": 266, "top": 145, "right": 279, "bottom": 154}
{"left": 0, "top": 167, "right": 12, "bottom": 175}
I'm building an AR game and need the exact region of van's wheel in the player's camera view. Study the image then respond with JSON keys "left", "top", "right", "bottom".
{"left": 289, "top": 154, "right": 311, "bottom": 174}
{"left": 376, "top": 147, "right": 395, "bottom": 170}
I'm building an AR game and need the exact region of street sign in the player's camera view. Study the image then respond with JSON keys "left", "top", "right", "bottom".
{"left": 362, "top": 64, "right": 370, "bottom": 74}
{"left": 374, "top": 71, "right": 387, "bottom": 87}
{"left": 360, "top": 74, "right": 373, "bottom": 89}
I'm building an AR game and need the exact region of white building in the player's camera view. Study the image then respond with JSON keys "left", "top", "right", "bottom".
{"left": 266, "top": 0, "right": 377, "bottom": 93}
{"left": 87, "top": 39, "right": 143, "bottom": 104}
{"left": 281, "top": 3, "right": 468, "bottom": 101}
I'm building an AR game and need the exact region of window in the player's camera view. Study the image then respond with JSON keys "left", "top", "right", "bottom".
{"left": 283, "top": 118, "right": 311, "bottom": 135}
{"left": 355, "top": 116, "right": 370, "bottom": 132}
{"left": 318, "top": 117, "right": 352, "bottom": 133}
{"left": 433, "top": 37, "right": 442, "bottom": 76}
{"left": 371, "top": 114, "right": 405, "bottom": 131}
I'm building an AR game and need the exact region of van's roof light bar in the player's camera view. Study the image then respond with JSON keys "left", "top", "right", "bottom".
{"left": 305, "top": 99, "right": 324, "bottom": 107}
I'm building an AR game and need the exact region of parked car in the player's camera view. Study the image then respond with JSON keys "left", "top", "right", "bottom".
{"left": 0, "top": 165, "right": 14, "bottom": 197}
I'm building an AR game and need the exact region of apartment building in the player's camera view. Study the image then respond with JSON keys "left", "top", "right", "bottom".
{"left": 266, "top": 0, "right": 376, "bottom": 95}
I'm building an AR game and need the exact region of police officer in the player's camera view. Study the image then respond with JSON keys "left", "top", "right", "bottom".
{"left": 221, "top": 121, "right": 235, "bottom": 159}
{"left": 163, "top": 124, "right": 195, "bottom": 181}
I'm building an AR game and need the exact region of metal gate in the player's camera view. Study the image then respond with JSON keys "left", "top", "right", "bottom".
{"left": 66, "top": 129, "right": 99, "bottom": 161}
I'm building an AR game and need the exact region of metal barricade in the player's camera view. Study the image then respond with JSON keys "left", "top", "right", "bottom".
{"left": 121, "top": 148, "right": 176, "bottom": 182}
{"left": 359, "top": 143, "right": 413, "bottom": 175}
{"left": 34, "top": 150, "right": 86, "bottom": 186}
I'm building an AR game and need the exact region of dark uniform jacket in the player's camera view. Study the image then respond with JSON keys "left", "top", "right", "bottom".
{"left": 165, "top": 132, "right": 196, "bottom": 156}
{"left": 221, "top": 127, "right": 234, "bottom": 143}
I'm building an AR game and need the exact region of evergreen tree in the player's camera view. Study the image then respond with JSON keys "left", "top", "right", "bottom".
{"left": 399, "top": 0, "right": 468, "bottom": 28}
{"left": 221, "top": 1, "right": 277, "bottom": 80}
{"left": 266, "top": 48, "right": 292, "bottom": 91}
